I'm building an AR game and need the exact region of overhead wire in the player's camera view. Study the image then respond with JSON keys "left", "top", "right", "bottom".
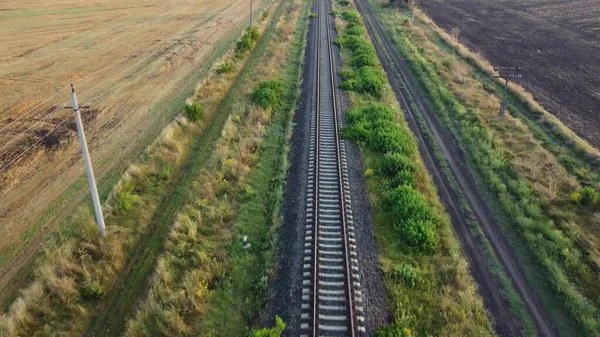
{"left": 0, "top": 18, "right": 210, "bottom": 153}
{"left": 0, "top": 14, "right": 223, "bottom": 171}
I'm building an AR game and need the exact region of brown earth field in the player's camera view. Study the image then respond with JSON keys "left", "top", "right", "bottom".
{"left": 0, "top": 0, "right": 263, "bottom": 307}
{"left": 419, "top": 0, "right": 600, "bottom": 149}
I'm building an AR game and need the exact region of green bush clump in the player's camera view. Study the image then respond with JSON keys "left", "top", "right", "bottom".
{"left": 236, "top": 27, "right": 260, "bottom": 55}
{"left": 184, "top": 103, "right": 205, "bottom": 122}
{"left": 335, "top": 15, "right": 386, "bottom": 98}
{"left": 338, "top": 0, "right": 350, "bottom": 6}
{"left": 346, "top": 25, "right": 364, "bottom": 37}
{"left": 388, "top": 185, "right": 438, "bottom": 252}
{"left": 335, "top": 34, "right": 369, "bottom": 50}
{"left": 569, "top": 191, "right": 583, "bottom": 204}
{"left": 308, "top": 12, "right": 317, "bottom": 19}
{"left": 251, "top": 80, "right": 282, "bottom": 110}
{"left": 579, "top": 186, "right": 598, "bottom": 206}
{"left": 343, "top": 103, "right": 436, "bottom": 252}
{"left": 379, "top": 152, "right": 414, "bottom": 175}
{"left": 217, "top": 61, "right": 235, "bottom": 74}
{"left": 81, "top": 280, "right": 107, "bottom": 300}
{"left": 341, "top": 66, "right": 385, "bottom": 98}
{"left": 352, "top": 45, "right": 377, "bottom": 67}
{"left": 389, "top": 264, "right": 422, "bottom": 288}
{"left": 340, "top": 10, "right": 361, "bottom": 25}
{"left": 250, "top": 316, "right": 286, "bottom": 337}
{"left": 344, "top": 104, "right": 416, "bottom": 155}
{"left": 376, "top": 324, "right": 414, "bottom": 337}
{"left": 114, "top": 190, "right": 140, "bottom": 214}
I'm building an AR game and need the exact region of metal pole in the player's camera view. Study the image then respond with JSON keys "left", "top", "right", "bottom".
{"left": 250, "top": 0, "right": 253, "bottom": 27}
{"left": 70, "top": 84, "right": 106, "bottom": 238}
{"left": 500, "top": 79, "right": 508, "bottom": 117}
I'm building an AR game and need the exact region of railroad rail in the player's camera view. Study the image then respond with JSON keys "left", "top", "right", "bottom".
{"left": 300, "top": 0, "right": 365, "bottom": 335}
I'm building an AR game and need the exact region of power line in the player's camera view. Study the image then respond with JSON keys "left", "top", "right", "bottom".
{"left": 0, "top": 18, "right": 213, "bottom": 153}
{"left": 493, "top": 67, "right": 523, "bottom": 117}
{"left": 0, "top": 111, "right": 75, "bottom": 172}
{"left": 0, "top": 15, "right": 213, "bottom": 136}
{"left": 0, "top": 16, "right": 223, "bottom": 169}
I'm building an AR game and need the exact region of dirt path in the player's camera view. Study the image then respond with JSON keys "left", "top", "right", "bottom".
{"left": 354, "top": 0, "right": 559, "bottom": 336}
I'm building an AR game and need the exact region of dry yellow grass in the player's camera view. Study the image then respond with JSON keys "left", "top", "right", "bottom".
{"left": 415, "top": 10, "right": 600, "bottom": 162}
{"left": 0, "top": 0, "right": 267, "bottom": 306}
{"left": 0, "top": 2, "right": 277, "bottom": 335}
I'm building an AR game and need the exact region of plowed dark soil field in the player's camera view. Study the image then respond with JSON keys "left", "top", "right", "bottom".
{"left": 420, "top": 0, "right": 600, "bottom": 149}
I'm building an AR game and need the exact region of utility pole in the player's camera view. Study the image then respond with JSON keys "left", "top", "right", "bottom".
{"left": 68, "top": 84, "right": 107, "bottom": 237}
{"left": 493, "top": 67, "right": 522, "bottom": 117}
{"left": 249, "top": 0, "right": 253, "bottom": 27}
{"left": 409, "top": 0, "right": 419, "bottom": 23}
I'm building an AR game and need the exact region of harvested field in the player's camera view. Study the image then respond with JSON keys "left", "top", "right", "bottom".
{"left": 0, "top": 0, "right": 260, "bottom": 307}
{"left": 420, "top": 0, "right": 600, "bottom": 149}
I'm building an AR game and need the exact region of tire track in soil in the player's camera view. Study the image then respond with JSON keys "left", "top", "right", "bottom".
{"left": 353, "top": 0, "right": 559, "bottom": 336}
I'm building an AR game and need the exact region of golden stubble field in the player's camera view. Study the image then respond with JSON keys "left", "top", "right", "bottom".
{"left": 0, "top": 0, "right": 256, "bottom": 304}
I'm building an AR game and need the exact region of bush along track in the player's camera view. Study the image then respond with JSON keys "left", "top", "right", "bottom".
{"left": 0, "top": 0, "right": 277, "bottom": 335}
{"left": 125, "top": 0, "right": 310, "bottom": 335}
{"left": 332, "top": 5, "right": 496, "bottom": 336}
{"left": 366, "top": 1, "right": 600, "bottom": 335}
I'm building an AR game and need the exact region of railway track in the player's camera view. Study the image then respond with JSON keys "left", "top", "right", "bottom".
{"left": 299, "top": 0, "right": 365, "bottom": 335}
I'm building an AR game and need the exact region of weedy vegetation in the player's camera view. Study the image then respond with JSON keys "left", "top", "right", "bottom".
{"left": 333, "top": 5, "right": 496, "bottom": 336}
{"left": 125, "top": 0, "right": 310, "bottom": 335}
{"left": 369, "top": 1, "right": 600, "bottom": 334}
{"left": 0, "top": 2, "right": 279, "bottom": 336}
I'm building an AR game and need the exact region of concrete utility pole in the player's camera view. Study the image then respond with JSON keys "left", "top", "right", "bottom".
{"left": 250, "top": 0, "right": 253, "bottom": 27}
{"left": 69, "top": 84, "right": 107, "bottom": 237}
{"left": 493, "top": 67, "right": 522, "bottom": 117}
{"left": 409, "top": 0, "right": 419, "bottom": 23}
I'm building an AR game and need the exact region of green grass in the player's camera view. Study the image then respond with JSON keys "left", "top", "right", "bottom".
{"left": 0, "top": 9, "right": 253, "bottom": 311}
{"left": 368, "top": 3, "right": 600, "bottom": 335}
{"left": 334, "top": 6, "right": 496, "bottom": 336}
{"left": 123, "top": 0, "right": 310, "bottom": 335}
{"left": 0, "top": 1, "right": 276, "bottom": 335}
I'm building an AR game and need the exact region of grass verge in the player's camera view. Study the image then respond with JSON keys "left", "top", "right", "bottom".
{"left": 125, "top": 0, "right": 310, "bottom": 335}
{"left": 332, "top": 3, "right": 496, "bottom": 336}
{"left": 367, "top": 1, "right": 600, "bottom": 334}
{"left": 0, "top": 1, "right": 278, "bottom": 335}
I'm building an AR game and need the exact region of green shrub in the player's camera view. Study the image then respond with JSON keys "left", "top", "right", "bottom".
{"left": 389, "top": 264, "right": 422, "bottom": 288}
{"left": 346, "top": 25, "right": 364, "bottom": 37}
{"left": 250, "top": 316, "right": 286, "bottom": 337}
{"left": 308, "top": 12, "right": 317, "bottom": 19}
{"left": 335, "top": 35, "right": 369, "bottom": 51}
{"left": 81, "top": 280, "right": 107, "bottom": 300}
{"left": 340, "top": 10, "right": 361, "bottom": 25}
{"left": 184, "top": 103, "right": 205, "bottom": 122}
{"left": 236, "top": 27, "right": 260, "bottom": 55}
{"left": 579, "top": 186, "right": 598, "bottom": 206}
{"left": 158, "top": 166, "right": 171, "bottom": 181}
{"left": 341, "top": 66, "right": 386, "bottom": 98}
{"left": 251, "top": 80, "right": 282, "bottom": 110}
{"left": 569, "top": 191, "right": 582, "bottom": 204}
{"left": 379, "top": 152, "right": 415, "bottom": 176}
{"left": 217, "top": 61, "right": 235, "bottom": 74}
{"left": 352, "top": 45, "right": 377, "bottom": 67}
{"left": 115, "top": 190, "right": 140, "bottom": 214}
{"left": 376, "top": 324, "right": 413, "bottom": 337}
{"left": 387, "top": 185, "right": 438, "bottom": 253}
{"left": 338, "top": 0, "right": 350, "bottom": 6}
